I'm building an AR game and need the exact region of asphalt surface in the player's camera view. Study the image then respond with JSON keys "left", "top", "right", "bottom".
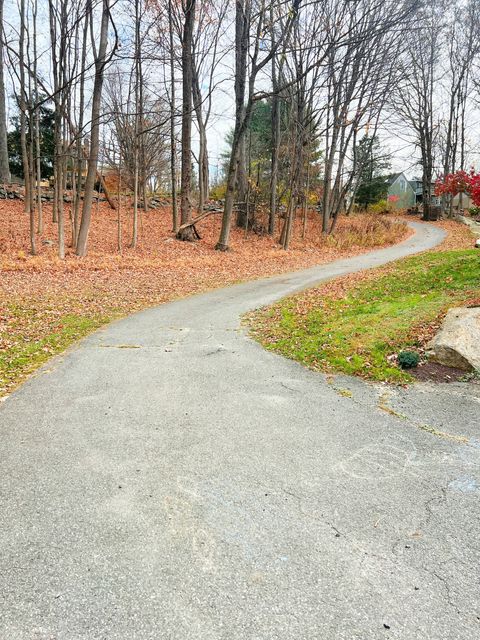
{"left": 1, "top": 221, "right": 479, "bottom": 639}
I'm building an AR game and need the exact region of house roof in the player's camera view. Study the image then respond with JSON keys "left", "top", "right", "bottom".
{"left": 386, "top": 172, "right": 407, "bottom": 186}
{"left": 410, "top": 177, "right": 437, "bottom": 187}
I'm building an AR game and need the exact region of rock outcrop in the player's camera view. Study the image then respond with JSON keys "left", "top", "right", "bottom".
{"left": 428, "top": 307, "right": 480, "bottom": 371}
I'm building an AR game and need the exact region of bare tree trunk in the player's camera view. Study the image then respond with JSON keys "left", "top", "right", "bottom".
{"left": 132, "top": 152, "right": 139, "bottom": 247}
{"left": 192, "top": 65, "right": 209, "bottom": 214}
{"left": 216, "top": 123, "right": 246, "bottom": 251}
{"left": 268, "top": 9, "right": 281, "bottom": 236}
{"left": 269, "top": 77, "right": 280, "bottom": 234}
{"left": 76, "top": 0, "right": 111, "bottom": 257}
{"left": 458, "top": 89, "right": 467, "bottom": 212}
{"left": 215, "top": 0, "right": 249, "bottom": 251}
{"left": 302, "top": 150, "right": 310, "bottom": 238}
{"left": 0, "top": 0, "right": 10, "bottom": 184}
{"left": 176, "top": 0, "right": 196, "bottom": 241}
{"left": 322, "top": 119, "right": 339, "bottom": 233}
{"left": 168, "top": 0, "right": 178, "bottom": 232}
{"left": 233, "top": 4, "right": 250, "bottom": 229}
{"left": 117, "top": 152, "right": 122, "bottom": 253}
{"left": 281, "top": 100, "right": 305, "bottom": 250}
{"left": 49, "top": 0, "right": 68, "bottom": 257}
{"left": 19, "top": 0, "right": 35, "bottom": 254}
{"left": 235, "top": 129, "right": 249, "bottom": 227}
{"left": 130, "top": 0, "right": 141, "bottom": 249}
{"left": 32, "top": 0, "right": 43, "bottom": 233}
{"left": 26, "top": 4, "right": 36, "bottom": 223}
{"left": 197, "top": 123, "right": 208, "bottom": 214}
{"left": 72, "top": 14, "right": 88, "bottom": 247}
{"left": 441, "top": 89, "right": 455, "bottom": 218}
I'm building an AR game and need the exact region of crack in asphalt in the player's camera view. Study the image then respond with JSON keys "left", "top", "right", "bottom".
{"left": 4, "top": 221, "right": 479, "bottom": 639}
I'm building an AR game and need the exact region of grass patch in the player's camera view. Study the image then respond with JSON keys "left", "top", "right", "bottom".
{"left": 248, "top": 249, "right": 480, "bottom": 383}
{"left": 0, "top": 310, "right": 111, "bottom": 396}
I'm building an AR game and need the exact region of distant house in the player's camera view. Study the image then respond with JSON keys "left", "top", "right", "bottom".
{"left": 386, "top": 172, "right": 416, "bottom": 209}
{"left": 410, "top": 176, "right": 473, "bottom": 212}
{"left": 408, "top": 177, "right": 441, "bottom": 208}
{"left": 383, "top": 173, "right": 472, "bottom": 213}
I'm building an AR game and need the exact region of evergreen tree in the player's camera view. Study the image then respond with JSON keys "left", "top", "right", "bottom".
{"left": 8, "top": 102, "right": 55, "bottom": 180}
{"left": 354, "top": 136, "right": 391, "bottom": 209}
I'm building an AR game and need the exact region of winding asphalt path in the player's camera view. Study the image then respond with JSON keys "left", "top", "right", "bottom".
{"left": 1, "top": 221, "right": 480, "bottom": 639}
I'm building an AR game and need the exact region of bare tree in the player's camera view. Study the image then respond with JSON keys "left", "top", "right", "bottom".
{"left": 215, "top": 0, "right": 301, "bottom": 251}
{"left": 316, "top": 1, "right": 417, "bottom": 232}
{"left": 191, "top": 0, "right": 228, "bottom": 215}
{"left": 76, "top": 0, "right": 115, "bottom": 256}
{"left": 104, "top": 70, "right": 169, "bottom": 196}
{"left": 268, "top": 4, "right": 283, "bottom": 235}
{"left": 18, "top": 0, "right": 35, "bottom": 254}
{"left": 396, "top": 0, "right": 444, "bottom": 221}
{"left": 0, "top": 0, "right": 10, "bottom": 184}
{"left": 176, "top": 0, "right": 196, "bottom": 241}
{"left": 440, "top": 0, "right": 480, "bottom": 216}
{"left": 167, "top": 0, "right": 179, "bottom": 232}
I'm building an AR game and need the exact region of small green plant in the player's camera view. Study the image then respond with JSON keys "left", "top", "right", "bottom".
{"left": 459, "top": 369, "right": 480, "bottom": 382}
{"left": 397, "top": 350, "right": 420, "bottom": 369}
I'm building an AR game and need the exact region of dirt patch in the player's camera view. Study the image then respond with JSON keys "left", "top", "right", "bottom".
{"left": 411, "top": 361, "right": 470, "bottom": 383}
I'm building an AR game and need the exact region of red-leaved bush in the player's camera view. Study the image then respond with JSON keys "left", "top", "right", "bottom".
{"left": 435, "top": 169, "right": 480, "bottom": 207}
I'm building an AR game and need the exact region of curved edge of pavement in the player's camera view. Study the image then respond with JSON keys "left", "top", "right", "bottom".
{"left": 6, "top": 219, "right": 480, "bottom": 640}
{"left": 1, "top": 220, "right": 446, "bottom": 404}
{"left": 82, "top": 219, "right": 445, "bottom": 336}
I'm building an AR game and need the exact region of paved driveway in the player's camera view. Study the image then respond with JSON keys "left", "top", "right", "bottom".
{"left": 1, "top": 222, "right": 479, "bottom": 639}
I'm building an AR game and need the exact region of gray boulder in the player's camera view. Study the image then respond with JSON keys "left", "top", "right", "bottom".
{"left": 428, "top": 307, "right": 480, "bottom": 371}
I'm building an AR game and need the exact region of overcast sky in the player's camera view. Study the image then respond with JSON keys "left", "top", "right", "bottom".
{"left": 3, "top": 0, "right": 480, "bottom": 182}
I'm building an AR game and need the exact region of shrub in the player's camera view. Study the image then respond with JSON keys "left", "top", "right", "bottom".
{"left": 397, "top": 350, "right": 420, "bottom": 369}
{"left": 325, "top": 215, "right": 407, "bottom": 250}
{"left": 369, "top": 199, "right": 393, "bottom": 214}
{"left": 210, "top": 182, "right": 226, "bottom": 201}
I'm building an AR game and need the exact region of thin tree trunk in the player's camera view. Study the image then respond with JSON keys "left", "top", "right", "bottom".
{"left": 19, "top": 0, "right": 35, "bottom": 254}
{"left": 215, "top": 0, "right": 249, "bottom": 250}
{"left": 168, "top": 0, "right": 178, "bottom": 232}
{"left": 216, "top": 132, "right": 242, "bottom": 250}
{"left": 268, "top": 11, "right": 280, "bottom": 235}
{"left": 130, "top": 0, "right": 141, "bottom": 249}
{"left": 0, "top": 0, "right": 10, "bottom": 184}
{"left": 33, "top": 0, "right": 43, "bottom": 234}
{"left": 176, "top": 0, "right": 196, "bottom": 241}
{"left": 192, "top": 65, "right": 208, "bottom": 215}
{"left": 302, "top": 151, "right": 310, "bottom": 239}
{"left": 235, "top": 129, "right": 248, "bottom": 227}
{"left": 117, "top": 153, "right": 122, "bottom": 254}
{"left": 72, "top": 15, "right": 88, "bottom": 247}
{"left": 76, "top": 0, "right": 110, "bottom": 257}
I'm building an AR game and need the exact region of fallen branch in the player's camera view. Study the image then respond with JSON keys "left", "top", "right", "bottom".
{"left": 176, "top": 209, "right": 221, "bottom": 239}
{"left": 96, "top": 171, "right": 116, "bottom": 210}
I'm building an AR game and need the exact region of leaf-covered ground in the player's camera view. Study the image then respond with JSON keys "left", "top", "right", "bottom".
{"left": 247, "top": 220, "right": 478, "bottom": 383}
{"left": 1, "top": 201, "right": 409, "bottom": 397}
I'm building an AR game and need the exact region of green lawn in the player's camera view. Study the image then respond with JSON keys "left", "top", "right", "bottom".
{"left": 0, "top": 310, "right": 110, "bottom": 396}
{"left": 248, "top": 249, "right": 480, "bottom": 382}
